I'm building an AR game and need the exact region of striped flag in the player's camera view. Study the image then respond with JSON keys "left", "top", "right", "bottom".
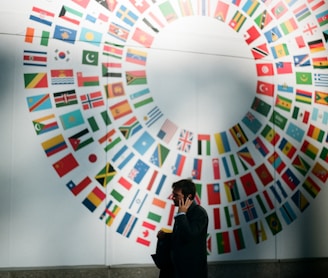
{"left": 100, "top": 200, "right": 121, "bottom": 227}
{"left": 30, "top": 6, "right": 55, "bottom": 26}
{"left": 66, "top": 176, "right": 92, "bottom": 196}
{"left": 279, "top": 202, "right": 297, "bottom": 225}
{"left": 116, "top": 212, "right": 138, "bottom": 237}
{"left": 82, "top": 186, "right": 106, "bottom": 212}
{"left": 69, "top": 128, "right": 94, "bottom": 151}
{"left": 23, "top": 50, "right": 47, "bottom": 67}
{"left": 41, "top": 134, "right": 67, "bottom": 157}
{"left": 249, "top": 220, "right": 267, "bottom": 244}
{"left": 33, "top": 114, "right": 58, "bottom": 135}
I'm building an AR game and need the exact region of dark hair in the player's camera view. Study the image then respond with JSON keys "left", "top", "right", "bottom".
{"left": 172, "top": 179, "right": 196, "bottom": 200}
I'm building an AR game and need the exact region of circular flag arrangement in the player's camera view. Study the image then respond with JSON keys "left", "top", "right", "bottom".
{"left": 23, "top": 0, "right": 328, "bottom": 258}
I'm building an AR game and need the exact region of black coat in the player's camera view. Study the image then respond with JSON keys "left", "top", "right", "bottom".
{"left": 171, "top": 202, "right": 209, "bottom": 278}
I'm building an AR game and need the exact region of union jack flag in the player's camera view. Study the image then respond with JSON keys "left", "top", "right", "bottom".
{"left": 177, "top": 129, "right": 193, "bottom": 152}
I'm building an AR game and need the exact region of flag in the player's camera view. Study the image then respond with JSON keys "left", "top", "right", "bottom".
{"left": 26, "top": 94, "right": 51, "bottom": 112}
{"left": 282, "top": 168, "right": 300, "bottom": 191}
{"left": 82, "top": 50, "right": 98, "bottom": 66}
{"left": 141, "top": 108, "right": 160, "bottom": 129}
{"left": 253, "top": 137, "right": 269, "bottom": 157}
{"left": 237, "top": 147, "right": 255, "bottom": 168}
{"left": 216, "top": 232, "right": 231, "bottom": 254}
{"left": 242, "top": 0, "right": 260, "bottom": 16}
{"left": 178, "top": 0, "right": 193, "bottom": 16}
{"left": 254, "top": 10, "right": 272, "bottom": 29}
{"left": 198, "top": 134, "right": 211, "bottom": 155}
{"left": 307, "top": 124, "right": 325, "bottom": 142}
{"left": 291, "top": 189, "right": 309, "bottom": 212}
{"left": 292, "top": 155, "right": 310, "bottom": 176}
{"left": 172, "top": 154, "right": 186, "bottom": 176}
{"left": 136, "top": 220, "right": 157, "bottom": 247}
{"left": 264, "top": 26, "right": 282, "bottom": 43}
{"left": 95, "top": 163, "right": 116, "bottom": 187}
{"left": 251, "top": 97, "right": 271, "bottom": 117}
{"left": 241, "top": 112, "right": 262, "bottom": 134}
{"left": 279, "top": 202, "right": 297, "bottom": 225}
{"left": 294, "top": 35, "right": 306, "bottom": 48}
{"left": 86, "top": 11, "right": 109, "bottom": 25}
{"left": 214, "top": 1, "right": 229, "bottom": 22}
{"left": 314, "top": 90, "right": 328, "bottom": 106}
{"left": 229, "top": 123, "right": 248, "bottom": 147}
{"left": 51, "top": 69, "right": 74, "bottom": 85}
{"left": 279, "top": 137, "right": 296, "bottom": 159}
{"left": 102, "top": 62, "right": 122, "bottom": 78}
{"left": 129, "top": 159, "right": 149, "bottom": 184}
{"left": 255, "top": 163, "right": 274, "bottom": 186}
{"left": 293, "top": 54, "right": 310, "bottom": 67}
{"left": 142, "top": 12, "right": 165, "bottom": 33}
{"left": 280, "top": 17, "right": 298, "bottom": 35}
{"left": 302, "top": 176, "right": 321, "bottom": 199}
{"left": 82, "top": 186, "right": 106, "bottom": 212}
{"left": 177, "top": 129, "right": 193, "bottom": 153}
{"left": 41, "top": 134, "right": 67, "bottom": 157}
{"left": 30, "top": 6, "right": 54, "bottom": 26}
{"left": 23, "top": 50, "right": 47, "bottom": 67}
{"left": 312, "top": 57, "right": 328, "bottom": 69}
{"left": 105, "top": 82, "right": 125, "bottom": 98}
{"left": 308, "top": 39, "right": 325, "bottom": 53}
{"left": 214, "top": 131, "right": 230, "bottom": 154}
{"left": 268, "top": 151, "right": 286, "bottom": 173}
{"left": 133, "top": 131, "right": 155, "bottom": 155}
{"left": 150, "top": 143, "right": 170, "bottom": 167}
{"left": 79, "top": 27, "right": 102, "bottom": 46}
{"left": 296, "top": 72, "right": 312, "bottom": 85}
{"left": 116, "top": 212, "right": 138, "bottom": 237}
{"left": 240, "top": 198, "right": 257, "bottom": 222}
{"left": 213, "top": 208, "right": 221, "bottom": 229}
{"left": 229, "top": 11, "right": 247, "bottom": 32}
{"left": 119, "top": 116, "right": 142, "bottom": 139}
{"left": 312, "top": 107, "right": 328, "bottom": 124}
{"left": 157, "top": 119, "right": 178, "bottom": 144}
{"left": 300, "top": 140, "right": 318, "bottom": 160}
{"left": 265, "top": 212, "right": 282, "bottom": 235}
{"left": 256, "top": 63, "right": 274, "bottom": 76}
{"left": 316, "top": 9, "right": 328, "bottom": 26}
{"left": 109, "top": 100, "right": 132, "bottom": 120}
{"left": 59, "top": 5, "right": 83, "bottom": 25}
{"left": 240, "top": 172, "right": 258, "bottom": 196}
{"left": 69, "top": 128, "right": 94, "bottom": 151}
{"left": 271, "top": 1, "right": 288, "bottom": 19}
{"left": 53, "top": 153, "right": 79, "bottom": 177}
{"left": 207, "top": 183, "right": 220, "bottom": 205}
{"left": 24, "top": 72, "right": 48, "bottom": 88}
{"left": 312, "top": 162, "right": 328, "bottom": 183}
{"left": 275, "top": 62, "right": 292, "bottom": 74}
{"left": 132, "top": 27, "right": 154, "bottom": 48}
{"left": 80, "top": 91, "right": 104, "bottom": 110}
{"left": 212, "top": 158, "right": 220, "bottom": 180}
{"left": 270, "top": 110, "right": 287, "bottom": 130}
{"left": 77, "top": 72, "right": 99, "bottom": 86}
{"left": 25, "top": 27, "right": 50, "bottom": 46}
{"left": 249, "top": 221, "right": 267, "bottom": 244}
{"left": 293, "top": 3, "right": 311, "bottom": 21}
{"left": 108, "top": 22, "right": 130, "bottom": 42}
{"left": 261, "top": 124, "right": 280, "bottom": 146}
{"left": 251, "top": 43, "right": 269, "bottom": 60}
{"left": 100, "top": 200, "right": 121, "bottom": 227}
{"left": 159, "top": 1, "right": 178, "bottom": 23}
{"left": 277, "top": 83, "right": 293, "bottom": 93}
{"left": 129, "top": 189, "right": 148, "bottom": 214}
{"left": 314, "top": 73, "right": 328, "bottom": 87}
{"left": 53, "top": 25, "right": 77, "bottom": 44}
{"left": 126, "top": 70, "right": 147, "bottom": 85}
{"left": 275, "top": 95, "right": 292, "bottom": 112}
{"left": 286, "top": 122, "right": 305, "bottom": 142}
{"left": 59, "top": 109, "right": 84, "bottom": 130}
{"left": 116, "top": 5, "right": 138, "bottom": 26}
{"left": 192, "top": 158, "right": 202, "bottom": 180}
{"left": 130, "top": 88, "right": 153, "bottom": 108}
{"left": 271, "top": 43, "right": 289, "bottom": 59}
{"left": 129, "top": 0, "right": 149, "bottom": 13}
{"left": 111, "top": 145, "right": 134, "bottom": 170}
{"left": 126, "top": 48, "right": 147, "bottom": 65}
{"left": 256, "top": 81, "right": 274, "bottom": 97}
{"left": 224, "top": 180, "right": 240, "bottom": 202}
{"left": 103, "top": 41, "right": 124, "bottom": 59}
{"left": 270, "top": 180, "right": 288, "bottom": 203}
{"left": 224, "top": 204, "right": 240, "bottom": 227}
{"left": 33, "top": 114, "right": 58, "bottom": 135}
{"left": 295, "top": 89, "right": 312, "bottom": 104}
{"left": 67, "top": 176, "right": 91, "bottom": 196}
{"left": 54, "top": 90, "right": 77, "bottom": 107}
{"left": 72, "top": 0, "right": 90, "bottom": 8}
{"left": 320, "top": 147, "right": 328, "bottom": 163}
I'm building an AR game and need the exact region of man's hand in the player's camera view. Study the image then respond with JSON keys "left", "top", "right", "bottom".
{"left": 178, "top": 197, "right": 192, "bottom": 213}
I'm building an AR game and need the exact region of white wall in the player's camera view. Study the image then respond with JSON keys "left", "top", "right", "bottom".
{"left": 1, "top": 0, "right": 328, "bottom": 268}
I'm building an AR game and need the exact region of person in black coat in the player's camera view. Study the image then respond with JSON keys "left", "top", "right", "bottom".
{"left": 155, "top": 179, "right": 209, "bottom": 278}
